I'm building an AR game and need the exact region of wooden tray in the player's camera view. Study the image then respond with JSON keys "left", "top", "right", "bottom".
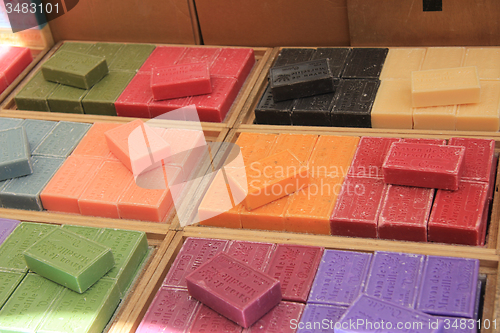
{"left": 0, "top": 41, "right": 273, "bottom": 129}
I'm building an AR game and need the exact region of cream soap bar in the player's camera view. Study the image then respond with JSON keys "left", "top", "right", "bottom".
{"left": 371, "top": 79, "right": 412, "bottom": 129}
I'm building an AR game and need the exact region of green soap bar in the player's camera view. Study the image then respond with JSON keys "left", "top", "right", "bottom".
{"left": 96, "top": 228, "right": 147, "bottom": 296}
{"left": 0, "top": 270, "right": 25, "bottom": 309}
{"left": 41, "top": 51, "right": 109, "bottom": 89}
{"left": 37, "top": 277, "right": 120, "bottom": 333}
{"left": 33, "top": 121, "right": 91, "bottom": 157}
{"left": 61, "top": 225, "right": 103, "bottom": 240}
{"left": 0, "top": 222, "right": 57, "bottom": 272}
{"left": 82, "top": 71, "right": 134, "bottom": 116}
{"left": 109, "top": 44, "right": 156, "bottom": 71}
{"left": 122, "top": 246, "right": 152, "bottom": 297}
{"left": 23, "top": 228, "right": 115, "bottom": 293}
{"left": 47, "top": 84, "right": 88, "bottom": 114}
{"left": 15, "top": 71, "right": 58, "bottom": 111}
{"left": 57, "top": 42, "right": 93, "bottom": 54}
{"left": 87, "top": 43, "right": 125, "bottom": 63}
{"left": 0, "top": 273, "right": 63, "bottom": 333}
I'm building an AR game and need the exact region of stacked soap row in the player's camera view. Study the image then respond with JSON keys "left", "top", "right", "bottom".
{"left": 0, "top": 221, "right": 149, "bottom": 333}
{"left": 0, "top": 46, "right": 33, "bottom": 94}
{"left": 138, "top": 237, "right": 481, "bottom": 333}
{"left": 15, "top": 42, "right": 255, "bottom": 122}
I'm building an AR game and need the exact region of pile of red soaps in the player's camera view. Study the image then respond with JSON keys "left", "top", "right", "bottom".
{"left": 0, "top": 46, "right": 32, "bottom": 94}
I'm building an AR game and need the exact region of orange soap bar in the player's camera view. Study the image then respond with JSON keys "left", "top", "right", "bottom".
{"left": 72, "top": 122, "right": 121, "bottom": 158}
{"left": 235, "top": 132, "right": 278, "bottom": 165}
{"left": 40, "top": 156, "right": 102, "bottom": 214}
{"left": 309, "top": 135, "right": 360, "bottom": 178}
{"left": 78, "top": 160, "right": 133, "bottom": 218}
{"left": 269, "top": 133, "right": 318, "bottom": 164}
{"left": 240, "top": 195, "right": 290, "bottom": 231}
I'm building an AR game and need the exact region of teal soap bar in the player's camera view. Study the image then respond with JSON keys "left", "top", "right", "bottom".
{"left": 0, "top": 273, "right": 63, "bottom": 332}
{"left": 0, "top": 270, "right": 25, "bottom": 308}
{"left": 0, "top": 117, "right": 23, "bottom": 130}
{"left": 82, "top": 71, "right": 135, "bottom": 116}
{"left": 15, "top": 71, "right": 58, "bottom": 111}
{"left": 61, "top": 224, "right": 103, "bottom": 240}
{"left": 0, "top": 222, "right": 57, "bottom": 272}
{"left": 33, "top": 121, "right": 91, "bottom": 157}
{"left": 41, "top": 50, "right": 109, "bottom": 89}
{"left": 0, "top": 127, "right": 33, "bottom": 181}
{"left": 96, "top": 228, "right": 148, "bottom": 296}
{"left": 57, "top": 42, "right": 93, "bottom": 54}
{"left": 24, "top": 228, "right": 115, "bottom": 293}
{"left": 20, "top": 119, "right": 57, "bottom": 153}
{"left": 37, "top": 277, "right": 120, "bottom": 333}
{"left": 87, "top": 43, "right": 125, "bottom": 63}
{"left": 109, "top": 43, "right": 156, "bottom": 71}
{"left": 0, "top": 156, "right": 64, "bottom": 210}
{"left": 47, "top": 84, "right": 88, "bottom": 114}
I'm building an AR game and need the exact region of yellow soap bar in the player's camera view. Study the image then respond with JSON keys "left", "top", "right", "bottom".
{"left": 421, "top": 47, "right": 465, "bottom": 70}
{"left": 371, "top": 80, "right": 413, "bottom": 129}
{"left": 464, "top": 48, "right": 500, "bottom": 80}
{"left": 412, "top": 105, "right": 457, "bottom": 130}
{"left": 380, "top": 48, "right": 426, "bottom": 80}
{"left": 411, "top": 66, "right": 480, "bottom": 107}
{"left": 456, "top": 80, "right": 500, "bottom": 131}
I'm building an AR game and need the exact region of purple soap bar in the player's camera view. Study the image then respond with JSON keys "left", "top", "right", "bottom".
{"left": 163, "top": 237, "right": 229, "bottom": 288}
{"left": 186, "top": 252, "right": 282, "bottom": 328}
{"left": 308, "top": 249, "right": 372, "bottom": 306}
{"left": 243, "top": 301, "right": 305, "bottom": 333}
{"left": 225, "top": 241, "right": 275, "bottom": 272}
{"left": 364, "top": 251, "right": 424, "bottom": 308}
{"left": 0, "top": 218, "right": 19, "bottom": 245}
{"left": 416, "top": 256, "right": 479, "bottom": 318}
{"left": 437, "top": 317, "right": 477, "bottom": 333}
{"left": 188, "top": 305, "right": 242, "bottom": 333}
{"left": 265, "top": 244, "right": 324, "bottom": 302}
{"left": 297, "top": 304, "right": 347, "bottom": 333}
{"left": 136, "top": 287, "right": 200, "bottom": 333}
{"left": 336, "top": 294, "right": 443, "bottom": 333}
{"left": 348, "top": 137, "right": 401, "bottom": 178}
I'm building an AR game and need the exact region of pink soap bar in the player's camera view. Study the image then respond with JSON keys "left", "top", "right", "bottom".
{"left": 348, "top": 137, "right": 401, "bottom": 178}
{"left": 225, "top": 240, "right": 275, "bottom": 272}
{"left": 428, "top": 181, "right": 489, "bottom": 245}
{"left": 186, "top": 252, "right": 282, "bottom": 328}
{"left": 211, "top": 48, "right": 255, "bottom": 82}
{"left": 188, "top": 304, "right": 242, "bottom": 333}
{"left": 139, "top": 46, "right": 187, "bottom": 73}
{"left": 148, "top": 96, "right": 191, "bottom": 119}
{"left": 136, "top": 287, "right": 200, "bottom": 333}
{"left": 191, "top": 76, "right": 239, "bottom": 122}
{"left": 0, "top": 46, "right": 33, "bottom": 84}
{"left": 265, "top": 244, "right": 324, "bottom": 303}
{"left": 115, "top": 73, "right": 153, "bottom": 118}
{"left": 330, "top": 176, "right": 387, "bottom": 238}
{"left": 177, "top": 47, "right": 222, "bottom": 66}
{"left": 378, "top": 184, "right": 434, "bottom": 242}
{"left": 163, "top": 237, "right": 229, "bottom": 289}
{"left": 383, "top": 142, "right": 465, "bottom": 190}
{"left": 151, "top": 62, "right": 212, "bottom": 101}
{"left": 402, "top": 138, "right": 447, "bottom": 145}
{"left": 242, "top": 301, "right": 305, "bottom": 333}
{"left": 448, "top": 137, "right": 495, "bottom": 183}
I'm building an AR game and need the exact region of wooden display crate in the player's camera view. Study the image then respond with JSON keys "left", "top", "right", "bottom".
{"left": 0, "top": 41, "right": 274, "bottom": 129}
{"left": 114, "top": 229, "right": 500, "bottom": 333}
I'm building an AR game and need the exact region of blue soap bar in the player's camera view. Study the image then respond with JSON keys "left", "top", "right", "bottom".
{"left": 0, "top": 218, "right": 20, "bottom": 245}
{"left": 0, "top": 156, "right": 64, "bottom": 210}
{"left": 364, "top": 251, "right": 425, "bottom": 308}
{"left": 0, "top": 127, "right": 33, "bottom": 181}
{"left": 308, "top": 249, "right": 372, "bottom": 306}
{"left": 297, "top": 303, "right": 347, "bottom": 333}
{"left": 20, "top": 119, "right": 57, "bottom": 153}
{"left": 32, "top": 121, "right": 91, "bottom": 157}
{"left": 0, "top": 118, "right": 23, "bottom": 130}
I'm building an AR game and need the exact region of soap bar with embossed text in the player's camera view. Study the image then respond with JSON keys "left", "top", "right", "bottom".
{"left": 0, "top": 127, "right": 33, "bottom": 181}
{"left": 448, "top": 137, "right": 495, "bottom": 183}
{"left": 297, "top": 303, "right": 347, "bottom": 333}
{"left": 188, "top": 304, "right": 242, "bottom": 333}
{"left": 342, "top": 48, "right": 388, "bottom": 79}
{"left": 225, "top": 240, "right": 275, "bottom": 272}
{"left": 348, "top": 136, "right": 400, "bottom": 178}
{"left": 243, "top": 301, "right": 304, "bottom": 333}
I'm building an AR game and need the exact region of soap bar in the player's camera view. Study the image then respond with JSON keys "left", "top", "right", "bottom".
{"left": 308, "top": 249, "right": 372, "bottom": 306}
{"left": 416, "top": 256, "right": 479, "bottom": 318}
{"left": 402, "top": 138, "right": 447, "bottom": 145}
{"left": 211, "top": 48, "right": 255, "bottom": 81}
{"left": 0, "top": 218, "right": 20, "bottom": 245}
{"left": 148, "top": 95, "right": 191, "bottom": 118}
{"left": 348, "top": 137, "right": 400, "bottom": 178}
{"left": 331, "top": 79, "right": 380, "bottom": 128}
{"left": 255, "top": 84, "right": 294, "bottom": 125}
{"left": 47, "top": 83, "right": 88, "bottom": 114}
{"left": 448, "top": 137, "right": 495, "bottom": 183}
{"left": 189, "top": 305, "right": 243, "bottom": 333}
{"left": 411, "top": 66, "right": 480, "bottom": 107}
{"left": 19, "top": 119, "right": 56, "bottom": 153}
{"left": 270, "top": 59, "right": 335, "bottom": 101}
{"left": 15, "top": 70, "right": 58, "bottom": 111}
{"left": 33, "top": 121, "right": 91, "bottom": 158}
{"left": 428, "top": 181, "right": 489, "bottom": 246}
{"left": 243, "top": 301, "right": 304, "bottom": 333}
{"left": 191, "top": 76, "right": 239, "bottom": 122}
{"left": 61, "top": 225, "right": 103, "bottom": 240}
{"left": 456, "top": 80, "right": 500, "bottom": 132}
{"left": 115, "top": 72, "right": 153, "bottom": 118}
{"left": 378, "top": 185, "right": 434, "bottom": 242}
{"left": 41, "top": 50, "right": 108, "bottom": 89}
{"left": 380, "top": 48, "right": 426, "bottom": 80}
{"left": 330, "top": 176, "right": 387, "bottom": 238}
{"left": 297, "top": 304, "right": 347, "bottom": 333}
{"left": 0, "top": 127, "right": 33, "bottom": 181}
{"left": 0, "top": 46, "right": 32, "bottom": 86}
{"left": 382, "top": 142, "right": 465, "bottom": 190}
{"left": 309, "top": 135, "right": 360, "bottom": 177}
{"left": 371, "top": 79, "right": 413, "bottom": 129}
{"left": 151, "top": 62, "right": 212, "bottom": 100}
{"left": 186, "top": 252, "right": 282, "bottom": 328}
{"left": 270, "top": 133, "right": 318, "bottom": 165}
{"left": 265, "top": 244, "right": 323, "bottom": 302}
{"left": 72, "top": 122, "right": 121, "bottom": 158}
{"left": 177, "top": 47, "right": 221, "bottom": 65}
{"left": 239, "top": 197, "right": 288, "bottom": 231}
{"left": 421, "top": 47, "right": 465, "bottom": 70}
{"left": 86, "top": 43, "right": 124, "bottom": 64}
{"left": 0, "top": 270, "right": 25, "bottom": 308}
{"left": 364, "top": 251, "right": 424, "bottom": 308}
{"left": 139, "top": 46, "right": 186, "bottom": 72}
{"left": 342, "top": 48, "right": 388, "bottom": 79}
{"left": 311, "top": 48, "right": 351, "bottom": 78}
{"left": 464, "top": 47, "right": 500, "bottom": 79}
{"left": 37, "top": 278, "right": 120, "bottom": 333}
{"left": 273, "top": 48, "right": 315, "bottom": 67}
{"left": 412, "top": 104, "right": 457, "bottom": 130}
{"left": 109, "top": 43, "right": 155, "bottom": 71}
{"left": 235, "top": 132, "right": 278, "bottom": 165}
{"left": 0, "top": 117, "right": 23, "bottom": 130}
{"left": 24, "top": 228, "right": 115, "bottom": 293}
{"left": 291, "top": 93, "right": 335, "bottom": 126}
{"left": 163, "top": 237, "right": 229, "bottom": 288}
{"left": 336, "top": 294, "right": 443, "bottom": 333}
{"left": 58, "top": 41, "right": 93, "bottom": 53}
{"left": 226, "top": 240, "right": 275, "bottom": 272}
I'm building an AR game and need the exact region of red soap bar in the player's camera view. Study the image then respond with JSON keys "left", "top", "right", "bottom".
{"left": 0, "top": 46, "right": 33, "bottom": 84}
{"left": 242, "top": 301, "right": 305, "bottom": 333}
{"left": 348, "top": 137, "right": 401, "bottom": 178}
{"left": 186, "top": 252, "right": 282, "bottom": 328}
{"left": 0, "top": 74, "right": 8, "bottom": 94}
{"left": 265, "top": 244, "right": 324, "bottom": 303}
{"left": 191, "top": 76, "right": 239, "bottom": 122}
{"left": 148, "top": 96, "right": 191, "bottom": 119}
{"left": 378, "top": 184, "right": 434, "bottom": 242}
{"left": 177, "top": 47, "right": 221, "bottom": 66}
{"left": 383, "top": 142, "right": 465, "bottom": 190}
{"left": 449, "top": 137, "right": 495, "bottom": 183}
{"left": 139, "top": 46, "right": 186, "bottom": 73}
{"left": 225, "top": 240, "right": 275, "bottom": 272}
{"left": 330, "top": 176, "right": 387, "bottom": 239}
{"left": 188, "top": 305, "right": 242, "bottom": 333}
{"left": 211, "top": 48, "right": 255, "bottom": 81}
{"left": 428, "top": 181, "right": 489, "bottom": 246}
{"left": 115, "top": 73, "right": 153, "bottom": 118}
{"left": 402, "top": 138, "right": 447, "bottom": 145}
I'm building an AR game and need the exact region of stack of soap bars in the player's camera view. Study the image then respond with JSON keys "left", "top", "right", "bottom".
{"left": 0, "top": 45, "right": 33, "bottom": 94}
{"left": 15, "top": 41, "right": 255, "bottom": 122}
{"left": 137, "top": 237, "right": 481, "bottom": 333}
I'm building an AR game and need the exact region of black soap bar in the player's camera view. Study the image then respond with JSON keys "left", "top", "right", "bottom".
{"left": 342, "top": 48, "right": 388, "bottom": 79}
{"left": 254, "top": 84, "right": 294, "bottom": 125}
{"left": 291, "top": 92, "right": 335, "bottom": 126}
{"left": 331, "top": 79, "right": 380, "bottom": 128}
{"left": 273, "top": 48, "right": 315, "bottom": 67}
{"left": 270, "top": 59, "right": 335, "bottom": 102}
{"left": 311, "top": 48, "right": 351, "bottom": 78}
